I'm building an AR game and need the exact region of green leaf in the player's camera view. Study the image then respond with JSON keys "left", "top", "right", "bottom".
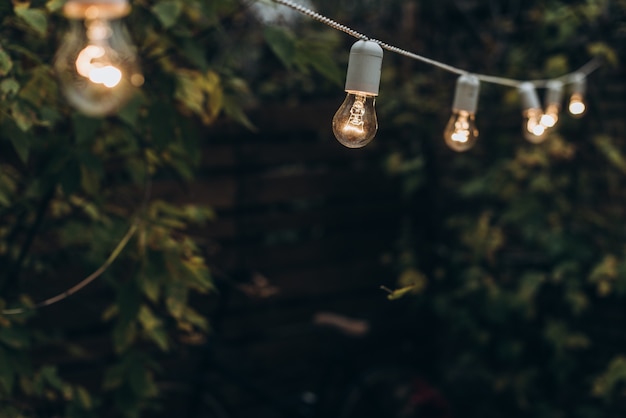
{"left": 113, "top": 322, "right": 137, "bottom": 353}
{"left": 45, "top": 0, "right": 65, "bottom": 12}
{"left": 0, "top": 78, "right": 19, "bottom": 96}
{"left": 75, "top": 386, "right": 92, "bottom": 409}
{"left": 223, "top": 94, "right": 256, "bottom": 131}
{"left": 40, "top": 366, "right": 64, "bottom": 391}
{"left": 151, "top": 0, "right": 183, "bottom": 29}
{"left": 264, "top": 27, "right": 296, "bottom": 68}
{"left": 0, "top": 48, "right": 13, "bottom": 77}
{"left": 593, "top": 356, "right": 626, "bottom": 399}
{"left": 117, "top": 93, "right": 145, "bottom": 128}
{"left": 14, "top": 6, "right": 48, "bottom": 36}
{"left": 72, "top": 114, "right": 101, "bottom": 144}
{"left": 182, "top": 307, "right": 209, "bottom": 332}
{"left": 10, "top": 101, "right": 35, "bottom": 132}
{"left": 138, "top": 305, "right": 161, "bottom": 332}
{"left": 129, "top": 361, "right": 158, "bottom": 398}
{"left": 165, "top": 281, "right": 188, "bottom": 319}
{"left": 593, "top": 135, "right": 626, "bottom": 174}
{"left": 147, "top": 327, "right": 169, "bottom": 351}
{"left": 9, "top": 132, "right": 30, "bottom": 164}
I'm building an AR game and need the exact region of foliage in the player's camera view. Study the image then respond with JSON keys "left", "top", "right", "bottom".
{"left": 382, "top": 0, "right": 626, "bottom": 417}
{"left": 0, "top": 0, "right": 339, "bottom": 416}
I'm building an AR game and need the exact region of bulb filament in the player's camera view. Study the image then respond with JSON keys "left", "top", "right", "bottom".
{"left": 75, "top": 19, "right": 122, "bottom": 89}
{"left": 346, "top": 94, "right": 367, "bottom": 131}
{"left": 451, "top": 112, "right": 471, "bottom": 144}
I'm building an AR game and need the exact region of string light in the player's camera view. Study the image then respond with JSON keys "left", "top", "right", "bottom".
{"left": 3, "top": 0, "right": 602, "bottom": 314}
{"left": 270, "top": 0, "right": 600, "bottom": 148}
{"left": 332, "top": 40, "right": 383, "bottom": 148}
{"left": 541, "top": 80, "right": 563, "bottom": 129}
{"left": 518, "top": 82, "right": 547, "bottom": 143}
{"left": 54, "top": 0, "right": 143, "bottom": 116}
{"left": 568, "top": 73, "right": 587, "bottom": 118}
{"left": 444, "top": 74, "right": 480, "bottom": 152}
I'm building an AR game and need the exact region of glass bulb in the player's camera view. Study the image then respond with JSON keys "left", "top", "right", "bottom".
{"left": 332, "top": 93, "right": 378, "bottom": 149}
{"left": 540, "top": 103, "right": 560, "bottom": 128}
{"left": 443, "top": 110, "right": 478, "bottom": 152}
{"left": 523, "top": 108, "right": 547, "bottom": 144}
{"left": 568, "top": 93, "right": 586, "bottom": 118}
{"left": 54, "top": 16, "right": 142, "bottom": 116}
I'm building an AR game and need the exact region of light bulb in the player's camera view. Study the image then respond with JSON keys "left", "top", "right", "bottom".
{"left": 333, "top": 40, "right": 383, "bottom": 149}
{"left": 540, "top": 104, "right": 559, "bottom": 128}
{"left": 523, "top": 108, "right": 547, "bottom": 143}
{"left": 568, "top": 93, "right": 586, "bottom": 117}
{"left": 568, "top": 73, "right": 587, "bottom": 118}
{"left": 332, "top": 93, "right": 377, "bottom": 148}
{"left": 540, "top": 80, "right": 563, "bottom": 129}
{"left": 444, "top": 74, "right": 480, "bottom": 152}
{"left": 444, "top": 110, "right": 478, "bottom": 152}
{"left": 519, "top": 82, "right": 547, "bottom": 144}
{"left": 54, "top": 0, "right": 142, "bottom": 116}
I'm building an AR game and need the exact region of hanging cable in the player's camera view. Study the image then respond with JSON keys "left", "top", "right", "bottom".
{"left": 271, "top": 0, "right": 601, "bottom": 88}
{"left": 2, "top": 152, "right": 153, "bottom": 316}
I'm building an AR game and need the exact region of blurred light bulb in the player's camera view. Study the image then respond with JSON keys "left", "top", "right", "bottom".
{"left": 523, "top": 108, "right": 547, "bottom": 143}
{"left": 540, "top": 80, "right": 563, "bottom": 129}
{"left": 540, "top": 105, "right": 559, "bottom": 128}
{"left": 568, "top": 73, "right": 587, "bottom": 118}
{"left": 519, "top": 82, "right": 547, "bottom": 144}
{"left": 54, "top": 0, "right": 142, "bottom": 116}
{"left": 333, "top": 40, "right": 383, "bottom": 149}
{"left": 568, "top": 93, "right": 586, "bottom": 117}
{"left": 444, "top": 110, "right": 478, "bottom": 152}
{"left": 444, "top": 74, "right": 480, "bottom": 152}
{"left": 332, "top": 93, "right": 377, "bottom": 148}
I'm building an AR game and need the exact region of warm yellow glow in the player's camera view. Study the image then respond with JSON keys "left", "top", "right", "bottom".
{"left": 526, "top": 117, "right": 545, "bottom": 136}
{"left": 540, "top": 114, "right": 556, "bottom": 128}
{"left": 531, "top": 124, "right": 546, "bottom": 136}
{"left": 84, "top": 6, "right": 101, "bottom": 20}
{"left": 540, "top": 104, "right": 559, "bottom": 128}
{"left": 89, "top": 65, "right": 122, "bottom": 88}
{"left": 443, "top": 110, "right": 477, "bottom": 152}
{"left": 130, "top": 73, "right": 145, "bottom": 87}
{"left": 75, "top": 45, "right": 122, "bottom": 88}
{"left": 451, "top": 131, "right": 469, "bottom": 143}
{"left": 332, "top": 93, "right": 377, "bottom": 148}
{"left": 75, "top": 45, "right": 105, "bottom": 77}
{"left": 569, "top": 100, "right": 586, "bottom": 116}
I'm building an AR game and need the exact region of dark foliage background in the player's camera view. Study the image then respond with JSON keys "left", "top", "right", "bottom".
{"left": 0, "top": 0, "right": 624, "bottom": 417}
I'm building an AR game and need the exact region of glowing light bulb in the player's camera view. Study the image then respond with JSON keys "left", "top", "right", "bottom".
{"left": 540, "top": 105, "right": 559, "bottom": 128}
{"left": 540, "top": 80, "right": 563, "bottom": 129}
{"left": 332, "top": 93, "right": 377, "bottom": 148}
{"left": 54, "top": 0, "right": 142, "bottom": 116}
{"left": 519, "top": 82, "right": 548, "bottom": 144}
{"left": 444, "top": 110, "right": 478, "bottom": 152}
{"left": 333, "top": 40, "right": 383, "bottom": 149}
{"left": 444, "top": 74, "right": 480, "bottom": 152}
{"left": 568, "top": 93, "right": 586, "bottom": 117}
{"left": 568, "top": 73, "right": 587, "bottom": 118}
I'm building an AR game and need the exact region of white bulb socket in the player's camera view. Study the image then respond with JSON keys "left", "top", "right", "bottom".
{"left": 569, "top": 72, "right": 586, "bottom": 96}
{"left": 63, "top": 0, "right": 131, "bottom": 19}
{"left": 519, "top": 82, "right": 541, "bottom": 111}
{"left": 452, "top": 74, "right": 480, "bottom": 114}
{"left": 344, "top": 40, "right": 383, "bottom": 96}
{"left": 545, "top": 80, "right": 563, "bottom": 107}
